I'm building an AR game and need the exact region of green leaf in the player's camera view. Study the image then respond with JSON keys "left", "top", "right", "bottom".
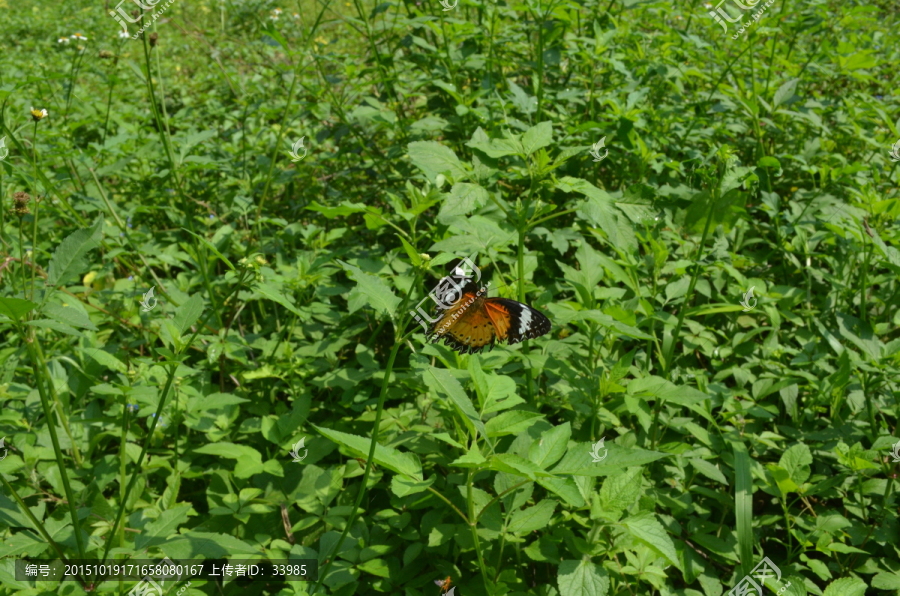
{"left": 136, "top": 504, "right": 194, "bottom": 549}
{"left": 305, "top": 200, "right": 369, "bottom": 218}
{"left": 41, "top": 303, "right": 97, "bottom": 330}
{"left": 438, "top": 183, "right": 490, "bottom": 223}
{"left": 390, "top": 475, "right": 435, "bottom": 497}
{"left": 572, "top": 311, "right": 653, "bottom": 340}
{"left": 398, "top": 236, "right": 422, "bottom": 266}
{"left": 173, "top": 294, "right": 205, "bottom": 338}
{"left": 487, "top": 454, "right": 551, "bottom": 480}
{"left": 254, "top": 282, "right": 303, "bottom": 317}
{"left": 521, "top": 121, "right": 553, "bottom": 156}
{"left": 780, "top": 443, "right": 812, "bottom": 486}
{"left": 182, "top": 228, "right": 236, "bottom": 272}
{"left": 192, "top": 442, "right": 264, "bottom": 479}
{"left": 338, "top": 261, "right": 401, "bottom": 316}
{"left": 600, "top": 468, "right": 642, "bottom": 513}
{"left": 773, "top": 78, "right": 799, "bottom": 107}
{"left": 25, "top": 319, "right": 82, "bottom": 337}
{"left": 536, "top": 477, "right": 585, "bottom": 508}
{"left": 528, "top": 423, "right": 571, "bottom": 469}
{"left": 872, "top": 572, "right": 900, "bottom": 590}
{"left": 407, "top": 141, "right": 468, "bottom": 183}
{"left": 507, "top": 499, "right": 557, "bottom": 534}
{"left": 484, "top": 410, "right": 544, "bottom": 437}
{"left": 0, "top": 297, "right": 38, "bottom": 322}
{"left": 164, "top": 531, "right": 260, "bottom": 558}
{"left": 689, "top": 458, "right": 729, "bottom": 485}
{"left": 423, "top": 367, "right": 487, "bottom": 439}
{"left": 623, "top": 511, "right": 682, "bottom": 570}
{"left": 552, "top": 444, "right": 668, "bottom": 476}
{"left": 357, "top": 558, "right": 391, "bottom": 578}
{"left": 557, "top": 560, "right": 610, "bottom": 596}
{"left": 732, "top": 441, "right": 753, "bottom": 577}
{"left": 470, "top": 363, "right": 523, "bottom": 415}
{"left": 85, "top": 349, "right": 128, "bottom": 374}
{"left": 313, "top": 425, "right": 423, "bottom": 481}
{"left": 822, "top": 577, "right": 866, "bottom": 596}
{"left": 47, "top": 218, "right": 103, "bottom": 286}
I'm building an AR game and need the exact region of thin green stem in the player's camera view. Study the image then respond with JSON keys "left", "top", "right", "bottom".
{"left": 25, "top": 330, "right": 86, "bottom": 561}
{"left": 0, "top": 474, "right": 87, "bottom": 587}
{"left": 138, "top": 26, "right": 220, "bottom": 326}
{"left": 99, "top": 274, "right": 247, "bottom": 568}
{"left": 467, "top": 468, "right": 491, "bottom": 594}
{"left": 312, "top": 267, "right": 424, "bottom": 594}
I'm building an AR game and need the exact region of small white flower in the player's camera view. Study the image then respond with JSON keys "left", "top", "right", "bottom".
{"left": 704, "top": 2, "right": 713, "bottom": 7}
{"left": 71, "top": 32, "right": 88, "bottom": 41}
{"left": 118, "top": 30, "right": 130, "bottom": 39}
{"left": 58, "top": 37, "right": 70, "bottom": 44}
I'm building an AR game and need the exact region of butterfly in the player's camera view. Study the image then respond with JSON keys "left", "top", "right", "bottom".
{"left": 435, "top": 577, "right": 455, "bottom": 596}
{"left": 428, "top": 280, "right": 551, "bottom": 354}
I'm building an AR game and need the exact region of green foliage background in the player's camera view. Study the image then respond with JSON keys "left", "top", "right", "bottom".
{"left": 0, "top": 0, "right": 899, "bottom": 594}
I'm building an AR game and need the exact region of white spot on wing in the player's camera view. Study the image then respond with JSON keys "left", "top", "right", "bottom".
{"left": 518, "top": 307, "right": 532, "bottom": 337}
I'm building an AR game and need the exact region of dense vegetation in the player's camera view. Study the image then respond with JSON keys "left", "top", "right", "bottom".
{"left": 0, "top": 0, "right": 898, "bottom": 595}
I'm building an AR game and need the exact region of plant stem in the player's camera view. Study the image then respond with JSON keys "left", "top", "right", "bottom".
{"left": 24, "top": 330, "right": 86, "bottom": 561}
{"left": 467, "top": 467, "right": 492, "bottom": 594}
{"left": 312, "top": 267, "right": 423, "bottom": 594}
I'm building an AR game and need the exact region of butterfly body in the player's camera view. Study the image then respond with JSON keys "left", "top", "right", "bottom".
{"left": 428, "top": 281, "right": 551, "bottom": 354}
{"left": 435, "top": 577, "right": 453, "bottom": 594}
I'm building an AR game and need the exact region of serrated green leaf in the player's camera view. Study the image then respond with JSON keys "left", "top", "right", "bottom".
{"left": 507, "top": 499, "right": 557, "bottom": 534}
{"left": 254, "top": 282, "right": 303, "bottom": 317}
{"left": 339, "top": 261, "right": 401, "bottom": 316}
{"left": 47, "top": 218, "right": 102, "bottom": 286}
{"left": 822, "top": 577, "right": 866, "bottom": 596}
{"left": 623, "top": 511, "right": 682, "bottom": 570}
{"left": 314, "top": 425, "right": 422, "bottom": 481}
{"left": 173, "top": 294, "right": 205, "bottom": 337}
{"left": 423, "top": 367, "right": 487, "bottom": 439}
{"left": 408, "top": 141, "right": 468, "bottom": 183}
{"left": 528, "top": 423, "right": 571, "bottom": 469}
{"left": 0, "top": 297, "right": 38, "bottom": 322}
{"left": 522, "top": 121, "right": 553, "bottom": 156}
{"left": 558, "top": 560, "right": 609, "bottom": 596}
{"left": 41, "top": 303, "right": 97, "bottom": 330}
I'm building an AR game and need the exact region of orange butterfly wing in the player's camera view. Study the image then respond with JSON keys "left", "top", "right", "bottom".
{"left": 429, "top": 292, "right": 551, "bottom": 354}
{"left": 429, "top": 292, "right": 497, "bottom": 354}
